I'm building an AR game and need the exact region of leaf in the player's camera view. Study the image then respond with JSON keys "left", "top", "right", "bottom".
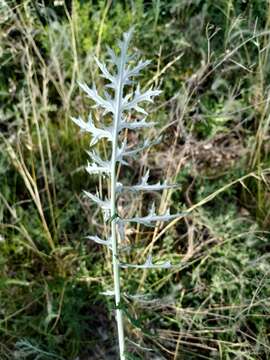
{"left": 86, "top": 151, "right": 111, "bottom": 174}
{"left": 118, "top": 203, "right": 186, "bottom": 227}
{"left": 122, "top": 85, "right": 162, "bottom": 114}
{"left": 78, "top": 82, "right": 115, "bottom": 114}
{"left": 85, "top": 162, "right": 110, "bottom": 176}
{"left": 124, "top": 352, "right": 143, "bottom": 360}
{"left": 94, "top": 57, "right": 116, "bottom": 87}
{"left": 106, "top": 28, "right": 134, "bottom": 77}
{"left": 119, "top": 117, "right": 154, "bottom": 131}
{"left": 106, "top": 45, "right": 119, "bottom": 66}
{"left": 71, "top": 113, "right": 113, "bottom": 145}
{"left": 121, "top": 170, "right": 179, "bottom": 192}
{"left": 123, "top": 59, "right": 151, "bottom": 83}
{"left": 121, "top": 255, "right": 171, "bottom": 269}
{"left": 100, "top": 289, "right": 115, "bottom": 296}
{"left": 117, "top": 28, "right": 134, "bottom": 66}
{"left": 83, "top": 191, "right": 111, "bottom": 220}
{"left": 86, "top": 235, "right": 112, "bottom": 248}
{"left": 116, "top": 137, "right": 162, "bottom": 163}
{"left": 116, "top": 141, "right": 130, "bottom": 165}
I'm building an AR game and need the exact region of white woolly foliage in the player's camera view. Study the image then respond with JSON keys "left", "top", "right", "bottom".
{"left": 71, "top": 26, "right": 184, "bottom": 276}
{"left": 86, "top": 235, "right": 112, "bottom": 248}
{"left": 118, "top": 203, "right": 185, "bottom": 227}
{"left": 71, "top": 113, "right": 113, "bottom": 145}
{"left": 117, "top": 170, "right": 179, "bottom": 193}
{"left": 83, "top": 190, "right": 110, "bottom": 220}
{"left": 121, "top": 254, "right": 172, "bottom": 269}
{"left": 85, "top": 151, "right": 111, "bottom": 175}
{"left": 71, "top": 28, "right": 184, "bottom": 358}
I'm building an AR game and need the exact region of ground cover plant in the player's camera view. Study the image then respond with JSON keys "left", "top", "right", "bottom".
{"left": 0, "top": 0, "right": 270, "bottom": 359}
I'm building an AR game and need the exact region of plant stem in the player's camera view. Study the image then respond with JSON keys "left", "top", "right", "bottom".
{"left": 110, "top": 52, "right": 125, "bottom": 359}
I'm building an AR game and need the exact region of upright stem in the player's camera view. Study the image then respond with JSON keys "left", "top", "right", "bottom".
{"left": 110, "top": 56, "right": 125, "bottom": 359}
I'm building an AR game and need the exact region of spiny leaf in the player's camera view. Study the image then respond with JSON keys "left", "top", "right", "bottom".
{"left": 122, "top": 85, "right": 162, "bottom": 114}
{"left": 121, "top": 254, "right": 171, "bottom": 269}
{"left": 86, "top": 235, "right": 112, "bottom": 248}
{"left": 123, "top": 59, "right": 151, "bottom": 82}
{"left": 116, "top": 137, "right": 162, "bottom": 163}
{"left": 71, "top": 113, "right": 113, "bottom": 145}
{"left": 100, "top": 289, "right": 115, "bottom": 296}
{"left": 78, "top": 82, "right": 115, "bottom": 114}
{"left": 106, "top": 45, "right": 118, "bottom": 66}
{"left": 83, "top": 191, "right": 110, "bottom": 220}
{"left": 86, "top": 151, "right": 111, "bottom": 173}
{"left": 94, "top": 57, "right": 116, "bottom": 87}
{"left": 120, "top": 170, "right": 178, "bottom": 192}
{"left": 117, "top": 28, "right": 134, "bottom": 63}
{"left": 119, "top": 117, "right": 154, "bottom": 131}
{"left": 85, "top": 162, "right": 110, "bottom": 176}
{"left": 118, "top": 203, "right": 186, "bottom": 227}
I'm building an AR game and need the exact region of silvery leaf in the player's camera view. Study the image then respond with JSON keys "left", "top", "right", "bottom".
{"left": 116, "top": 140, "right": 128, "bottom": 161}
{"left": 123, "top": 59, "right": 151, "bottom": 82}
{"left": 117, "top": 137, "right": 162, "bottom": 163}
{"left": 106, "top": 45, "right": 119, "bottom": 66}
{"left": 71, "top": 113, "right": 113, "bottom": 145}
{"left": 123, "top": 170, "right": 178, "bottom": 192}
{"left": 86, "top": 235, "right": 112, "bottom": 248}
{"left": 122, "top": 85, "right": 162, "bottom": 114}
{"left": 117, "top": 221, "right": 125, "bottom": 241}
{"left": 118, "top": 203, "right": 186, "bottom": 227}
{"left": 115, "top": 141, "right": 129, "bottom": 166}
{"left": 86, "top": 151, "right": 111, "bottom": 171}
{"left": 121, "top": 255, "right": 171, "bottom": 269}
{"left": 78, "top": 82, "right": 115, "bottom": 114}
{"left": 106, "top": 29, "right": 133, "bottom": 74}
{"left": 94, "top": 57, "right": 116, "bottom": 87}
{"left": 116, "top": 182, "right": 123, "bottom": 193}
{"left": 85, "top": 162, "right": 110, "bottom": 176}
{"left": 119, "top": 117, "right": 154, "bottom": 131}
{"left": 117, "top": 28, "right": 133, "bottom": 63}
{"left": 83, "top": 191, "right": 110, "bottom": 220}
{"left": 100, "top": 290, "right": 115, "bottom": 296}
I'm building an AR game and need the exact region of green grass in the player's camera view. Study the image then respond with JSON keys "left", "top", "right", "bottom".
{"left": 0, "top": 0, "right": 270, "bottom": 359}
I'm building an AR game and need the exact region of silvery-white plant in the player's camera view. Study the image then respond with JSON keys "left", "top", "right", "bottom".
{"left": 71, "top": 29, "right": 183, "bottom": 360}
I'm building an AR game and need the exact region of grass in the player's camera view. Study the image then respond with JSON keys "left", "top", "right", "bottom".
{"left": 0, "top": 0, "right": 270, "bottom": 359}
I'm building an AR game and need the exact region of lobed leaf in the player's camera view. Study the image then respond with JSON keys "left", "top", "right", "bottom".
{"left": 122, "top": 85, "right": 162, "bottom": 114}
{"left": 119, "top": 117, "right": 154, "bottom": 131}
{"left": 83, "top": 190, "right": 111, "bottom": 220}
{"left": 100, "top": 290, "right": 115, "bottom": 296}
{"left": 86, "top": 235, "right": 112, "bottom": 248}
{"left": 71, "top": 113, "right": 113, "bottom": 145}
{"left": 94, "top": 57, "right": 116, "bottom": 88}
{"left": 119, "top": 170, "right": 178, "bottom": 192}
{"left": 85, "top": 162, "right": 110, "bottom": 176}
{"left": 121, "top": 255, "right": 171, "bottom": 269}
{"left": 78, "top": 82, "right": 115, "bottom": 114}
{"left": 116, "top": 137, "right": 162, "bottom": 165}
{"left": 86, "top": 151, "right": 111, "bottom": 174}
{"left": 118, "top": 203, "right": 186, "bottom": 227}
{"left": 123, "top": 59, "right": 151, "bottom": 83}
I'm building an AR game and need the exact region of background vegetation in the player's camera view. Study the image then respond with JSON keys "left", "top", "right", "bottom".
{"left": 0, "top": 0, "right": 270, "bottom": 359}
